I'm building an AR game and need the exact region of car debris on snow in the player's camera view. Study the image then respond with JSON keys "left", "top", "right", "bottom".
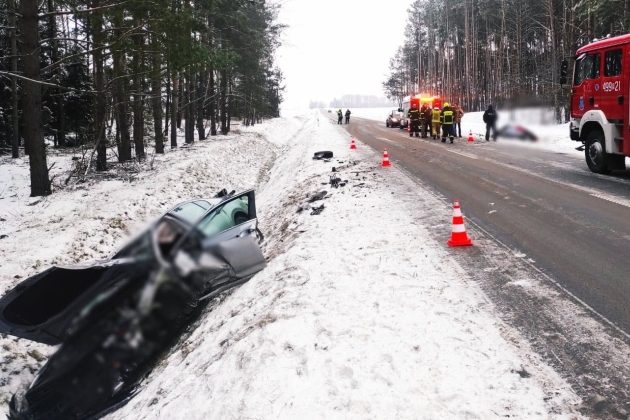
{"left": 312, "top": 151, "right": 333, "bottom": 160}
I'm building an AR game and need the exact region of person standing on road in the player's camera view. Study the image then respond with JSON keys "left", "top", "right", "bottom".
{"left": 420, "top": 103, "right": 431, "bottom": 138}
{"left": 483, "top": 104, "right": 498, "bottom": 141}
{"left": 345, "top": 109, "right": 351, "bottom": 124}
{"left": 441, "top": 102, "right": 455, "bottom": 144}
{"left": 337, "top": 109, "right": 343, "bottom": 125}
{"left": 431, "top": 106, "right": 441, "bottom": 139}
{"left": 408, "top": 104, "right": 421, "bottom": 137}
{"left": 454, "top": 104, "right": 465, "bottom": 138}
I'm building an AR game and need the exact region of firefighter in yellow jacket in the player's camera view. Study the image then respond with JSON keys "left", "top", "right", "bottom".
{"left": 441, "top": 102, "right": 455, "bottom": 144}
{"left": 431, "top": 106, "right": 441, "bottom": 139}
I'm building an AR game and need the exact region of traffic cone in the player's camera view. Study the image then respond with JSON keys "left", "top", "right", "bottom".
{"left": 350, "top": 137, "right": 357, "bottom": 150}
{"left": 467, "top": 130, "right": 474, "bottom": 143}
{"left": 381, "top": 149, "right": 391, "bottom": 167}
{"left": 447, "top": 200, "right": 473, "bottom": 247}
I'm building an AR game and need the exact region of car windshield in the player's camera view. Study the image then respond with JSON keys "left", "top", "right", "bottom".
{"left": 169, "top": 200, "right": 212, "bottom": 224}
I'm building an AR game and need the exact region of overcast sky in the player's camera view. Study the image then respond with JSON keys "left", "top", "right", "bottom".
{"left": 275, "top": 0, "right": 412, "bottom": 111}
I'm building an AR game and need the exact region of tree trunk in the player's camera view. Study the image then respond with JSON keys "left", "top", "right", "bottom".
{"left": 132, "top": 20, "right": 145, "bottom": 160}
{"left": 92, "top": 2, "right": 107, "bottom": 171}
{"left": 197, "top": 66, "right": 206, "bottom": 140}
{"left": 113, "top": 9, "right": 132, "bottom": 161}
{"left": 185, "top": 69, "right": 194, "bottom": 144}
{"left": 151, "top": 33, "right": 164, "bottom": 153}
{"left": 170, "top": 72, "right": 179, "bottom": 148}
{"left": 9, "top": 0, "right": 19, "bottom": 158}
{"left": 209, "top": 68, "right": 217, "bottom": 136}
{"left": 220, "top": 69, "right": 228, "bottom": 134}
{"left": 21, "top": 0, "right": 51, "bottom": 195}
{"left": 47, "top": 0, "right": 65, "bottom": 147}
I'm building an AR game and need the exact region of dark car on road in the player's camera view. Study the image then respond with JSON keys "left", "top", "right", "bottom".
{"left": 1, "top": 189, "right": 266, "bottom": 420}
{"left": 386, "top": 111, "right": 404, "bottom": 128}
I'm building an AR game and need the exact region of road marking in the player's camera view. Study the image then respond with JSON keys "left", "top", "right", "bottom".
{"left": 377, "top": 136, "right": 397, "bottom": 145}
{"left": 448, "top": 150, "right": 479, "bottom": 160}
{"left": 589, "top": 193, "right": 630, "bottom": 209}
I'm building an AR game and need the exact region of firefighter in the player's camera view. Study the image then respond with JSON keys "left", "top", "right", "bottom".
{"left": 431, "top": 105, "right": 441, "bottom": 139}
{"left": 408, "top": 104, "right": 421, "bottom": 137}
{"left": 454, "top": 104, "right": 465, "bottom": 138}
{"left": 419, "top": 103, "right": 431, "bottom": 138}
{"left": 345, "top": 109, "right": 351, "bottom": 124}
{"left": 483, "top": 104, "right": 498, "bottom": 141}
{"left": 441, "top": 102, "right": 455, "bottom": 143}
{"left": 423, "top": 104, "right": 432, "bottom": 137}
{"left": 337, "top": 109, "right": 343, "bottom": 125}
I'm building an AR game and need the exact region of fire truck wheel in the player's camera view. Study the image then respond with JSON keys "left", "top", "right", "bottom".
{"left": 585, "top": 130, "right": 611, "bottom": 174}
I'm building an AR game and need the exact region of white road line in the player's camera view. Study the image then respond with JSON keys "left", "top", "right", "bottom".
{"left": 589, "top": 193, "right": 630, "bottom": 209}
{"left": 447, "top": 150, "right": 479, "bottom": 160}
{"left": 377, "top": 136, "right": 397, "bottom": 144}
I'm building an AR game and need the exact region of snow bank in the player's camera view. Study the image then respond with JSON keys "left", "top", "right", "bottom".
{"left": 107, "top": 111, "right": 581, "bottom": 419}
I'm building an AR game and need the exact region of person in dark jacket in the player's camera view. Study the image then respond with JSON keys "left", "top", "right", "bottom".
{"left": 420, "top": 104, "right": 431, "bottom": 138}
{"left": 483, "top": 105, "right": 498, "bottom": 141}
{"left": 337, "top": 109, "right": 343, "bottom": 125}
{"left": 408, "top": 104, "right": 421, "bottom": 137}
{"left": 345, "top": 109, "right": 351, "bottom": 124}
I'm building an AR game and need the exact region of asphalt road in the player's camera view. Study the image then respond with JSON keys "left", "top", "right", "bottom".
{"left": 343, "top": 116, "right": 630, "bottom": 335}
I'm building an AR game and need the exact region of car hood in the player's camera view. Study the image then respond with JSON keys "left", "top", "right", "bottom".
{"left": 0, "top": 258, "right": 153, "bottom": 345}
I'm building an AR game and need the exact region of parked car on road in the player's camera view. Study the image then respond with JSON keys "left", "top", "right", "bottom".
{"left": 1, "top": 189, "right": 266, "bottom": 420}
{"left": 386, "top": 110, "right": 404, "bottom": 128}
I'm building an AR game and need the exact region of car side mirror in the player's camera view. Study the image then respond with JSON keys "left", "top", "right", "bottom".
{"left": 560, "top": 59, "right": 568, "bottom": 85}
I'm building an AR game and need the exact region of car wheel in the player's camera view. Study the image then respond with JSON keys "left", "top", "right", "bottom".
{"left": 386, "top": 122, "right": 389, "bottom": 127}
{"left": 585, "top": 130, "right": 611, "bottom": 174}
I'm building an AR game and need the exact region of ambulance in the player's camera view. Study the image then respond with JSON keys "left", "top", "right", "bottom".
{"left": 399, "top": 95, "right": 440, "bottom": 130}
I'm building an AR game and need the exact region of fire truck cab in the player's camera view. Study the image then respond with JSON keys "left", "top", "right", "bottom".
{"left": 568, "top": 34, "right": 630, "bottom": 173}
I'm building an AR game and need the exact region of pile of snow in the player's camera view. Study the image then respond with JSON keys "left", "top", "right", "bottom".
{"left": 107, "top": 111, "right": 581, "bottom": 419}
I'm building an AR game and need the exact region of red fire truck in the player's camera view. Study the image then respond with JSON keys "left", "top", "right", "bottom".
{"left": 566, "top": 34, "right": 630, "bottom": 173}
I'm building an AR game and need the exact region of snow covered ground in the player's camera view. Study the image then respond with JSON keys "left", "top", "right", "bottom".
{"left": 0, "top": 112, "right": 584, "bottom": 418}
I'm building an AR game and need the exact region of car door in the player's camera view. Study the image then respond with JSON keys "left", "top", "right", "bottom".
{"left": 193, "top": 190, "right": 266, "bottom": 280}
{"left": 572, "top": 52, "right": 602, "bottom": 118}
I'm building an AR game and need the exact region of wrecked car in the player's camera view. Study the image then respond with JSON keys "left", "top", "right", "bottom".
{"left": 0, "top": 189, "right": 266, "bottom": 419}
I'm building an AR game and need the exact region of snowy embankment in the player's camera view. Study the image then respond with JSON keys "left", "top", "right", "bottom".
{"left": 103, "top": 111, "right": 582, "bottom": 419}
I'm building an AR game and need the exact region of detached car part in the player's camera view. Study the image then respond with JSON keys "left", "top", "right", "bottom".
{"left": 1, "top": 190, "right": 266, "bottom": 420}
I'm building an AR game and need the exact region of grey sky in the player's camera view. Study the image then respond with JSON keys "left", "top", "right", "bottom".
{"left": 275, "top": 0, "right": 412, "bottom": 111}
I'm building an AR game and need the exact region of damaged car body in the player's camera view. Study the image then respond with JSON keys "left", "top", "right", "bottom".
{"left": 0, "top": 189, "right": 266, "bottom": 419}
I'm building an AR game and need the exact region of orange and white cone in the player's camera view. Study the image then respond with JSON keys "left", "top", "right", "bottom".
{"left": 467, "top": 130, "right": 474, "bottom": 143}
{"left": 381, "top": 149, "right": 391, "bottom": 167}
{"left": 350, "top": 137, "right": 357, "bottom": 150}
{"left": 447, "top": 200, "right": 473, "bottom": 247}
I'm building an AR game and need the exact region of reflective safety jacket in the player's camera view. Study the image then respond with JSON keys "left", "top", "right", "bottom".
{"left": 431, "top": 109, "right": 441, "bottom": 123}
{"left": 441, "top": 107, "right": 454, "bottom": 125}
{"left": 408, "top": 108, "right": 421, "bottom": 121}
